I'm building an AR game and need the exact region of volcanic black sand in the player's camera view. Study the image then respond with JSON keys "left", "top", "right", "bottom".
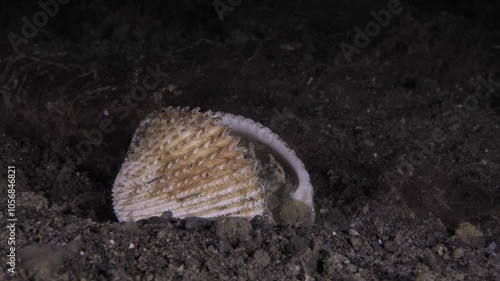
{"left": 1, "top": 1, "right": 499, "bottom": 280}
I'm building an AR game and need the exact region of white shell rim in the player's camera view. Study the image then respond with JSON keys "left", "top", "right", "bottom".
{"left": 208, "top": 110, "right": 315, "bottom": 219}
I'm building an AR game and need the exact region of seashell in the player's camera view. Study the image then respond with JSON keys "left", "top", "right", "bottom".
{"left": 112, "top": 106, "right": 314, "bottom": 225}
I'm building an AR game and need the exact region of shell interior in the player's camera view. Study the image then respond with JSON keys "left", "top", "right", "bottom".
{"left": 230, "top": 132, "right": 313, "bottom": 225}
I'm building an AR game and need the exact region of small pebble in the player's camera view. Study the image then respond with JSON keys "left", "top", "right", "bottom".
{"left": 157, "top": 230, "right": 168, "bottom": 239}
{"left": 434, "top": 244, "right": 448, "bottom": 256}
{"left": 455, "top": 222, "right": 483, "bottom": 239}
{"left": 325, "top": 253, "right": 346, "bottom": 274}
{"left": 129, "top": 243, "right": 135, "bottom": 249}
{"left": 253, "top": 249, "right": 271, "bottom": 267}
{"left": 207, "top": 245, "right": 218, "bottom": 254}
{"left": 453, "top": 248, "right": 464, "bottom": 259}
{"left": 161, "top": 211, "right": 174, "bottom": 220}
{"left": 351, "top": 238, "right": 362, "bottom": 248}
{"left": 487, "top": 242, "right": 497, "bottom": 252}
{"left": 349, "top": 229, "right": 360, "bottom": 237}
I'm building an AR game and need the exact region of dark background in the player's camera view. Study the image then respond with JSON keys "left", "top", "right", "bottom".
{"left": 0, "top": 1, "right": 499, "bottom": 280}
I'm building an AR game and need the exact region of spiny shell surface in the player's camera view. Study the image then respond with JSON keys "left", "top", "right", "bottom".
{"left": 113, "top": 107, "right": 265, "bottom": 222}
{"left": 112, "top": 106, "right": 314, "bottom": 224}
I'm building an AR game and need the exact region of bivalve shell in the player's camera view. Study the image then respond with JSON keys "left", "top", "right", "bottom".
{"left": 112, "top": 106, "right": 314, "bottom": 225}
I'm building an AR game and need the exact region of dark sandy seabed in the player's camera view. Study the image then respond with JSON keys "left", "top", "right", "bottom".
{"left": 0, "top": 1, "right": 499, "bottom": 280}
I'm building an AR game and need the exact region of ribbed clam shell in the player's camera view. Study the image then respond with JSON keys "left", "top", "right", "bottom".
{"left": 112, "top": 107, "right": 265, "bottom": 222}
